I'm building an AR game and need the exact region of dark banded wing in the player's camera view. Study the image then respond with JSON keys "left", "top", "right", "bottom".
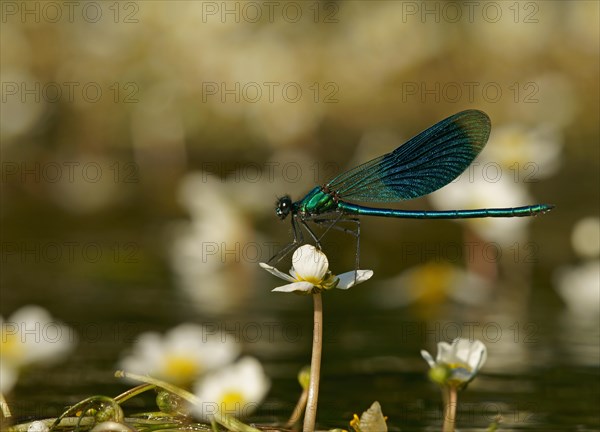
{"left": 326, "top": 110, "right": 491, "bottom": 202}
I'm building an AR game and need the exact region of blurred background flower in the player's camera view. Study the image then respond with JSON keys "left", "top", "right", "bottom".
{"left": 119, "top": 323, "right": 240, "bottom": 387}
{"left": 1, "top": 305, "right": 75, "bottom": 393}
{"left": 569, "top": 216, "right": 600, "bottom": 260}
{"left": 555, "top": 260, "right": 600, "bottom": 318}
{"left": 371, "top": 261, "right": 493, "bottom": 317}
{"left": 552, "top": 216, "right": 599, "bottom": 367}
{"left": 554, "top": 216, "right": 600, "bottom": 319}
{"left": 169, "top": 173, "right": 256, "bottom": 314}
{"left": 429, "top": 173, "right": 535, "bottom": 246}
{"left": 193, "top": 356, "right": 270, "bottom": 421}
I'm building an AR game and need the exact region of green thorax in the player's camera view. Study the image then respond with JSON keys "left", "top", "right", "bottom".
{"left": 295, "top": 187, "right": 338, "bottom": 216}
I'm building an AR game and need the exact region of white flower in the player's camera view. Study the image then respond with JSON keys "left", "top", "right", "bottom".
{"left": 193, "top": 357, "right": 270, "bottom": 421}
{"left": 554, "top": 260, "right": 600, "bottom": 317}
{"left": 119, "top": 323, "right": 240, "bottom": 386}
{"left": 484, "top": 123, "right": 562, "bottom": 179}
{"left": 421, "top": 338, "right": 487, "bottom": 388}
{"left": 571, "top": 217, "right": 600, "bottom": 259}
{"left": 0, "top": 305, "right": 75, "bottom": 393}
{"left": 371, "top": 262, "right": 493, "bottom": 309}
{"left": 170, "top": 172, "right": 255, "bottom": 314}
{"left": 259, "top": 245, "right": 373, "bottom": 293}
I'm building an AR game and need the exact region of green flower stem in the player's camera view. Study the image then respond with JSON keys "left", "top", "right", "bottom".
{"left": 114, "top": 383, "right": 157, "bottom": 404}
{"left": 115, "top": 371, "right": 195, "bottom": 403}
{"left": 303, "top": 292, "right": 323, "bottom": 432}
{"left": 443, "top": 386, "right": 457, "bottom": 432}
{"left": 48, "top": 396, "right": 123, "bottom": 431}
{"left": 115, "top": 371, "right": 261, "bottom": 432}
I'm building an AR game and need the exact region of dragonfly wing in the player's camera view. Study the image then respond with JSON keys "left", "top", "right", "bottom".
{"left": 327, "top": 110, "right": 491, "bottom": 202}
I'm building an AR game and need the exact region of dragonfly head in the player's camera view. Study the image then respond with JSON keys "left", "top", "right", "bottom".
{"left": 276, "top": 195, "right": 292, "bottom": 220}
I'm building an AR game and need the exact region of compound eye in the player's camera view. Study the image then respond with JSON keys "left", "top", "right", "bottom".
{"left": 276, "top": 196, "right": 292, "bottom": 219}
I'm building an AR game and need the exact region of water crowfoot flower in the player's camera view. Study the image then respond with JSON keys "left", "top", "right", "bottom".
{"left": 421, "top": 338, "right": 487, "bottom": 432}
{"left": 259, "top": 244, "right": 373, "bottom": 293}
{"left": 119, "top": 323, "right": 240, "bottom": 387}
{"left": 260, "top": 245, "right": 373, "bottom": 432}
{"left": 1, "top": 305, "right": 76, "bottom": 395}
{"left": 421, "top": 338, "right": 487, "bottom": 389}
{"left": 192, "top": 357, "right": 270, "bottom": 422}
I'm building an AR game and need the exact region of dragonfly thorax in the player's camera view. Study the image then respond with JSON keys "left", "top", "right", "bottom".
{"left": 276, "top": 195, "right": 293, "bottom": 220}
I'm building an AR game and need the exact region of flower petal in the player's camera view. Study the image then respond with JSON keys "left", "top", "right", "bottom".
{"left": 451, "top": 338, "right": 487, "bottom": 371}
{"left": 336, "top": 270, "right": 374, "bottom": 289}
{"left": 420, "top": 350, "right": 436, "bottom": 368}
{"left": 357, "top": 401, "right": 388, "bottom": 432}
{"left": 259, "top": 262, "right": 296, "bottom": 282}
{"left": 292, "top": 245, "right": 328, "bottom": 281}
{"left": 435, "top": 341, "right": 453, "bottom": 363}
{"left": 469, "top": 342, "right": 487, "bottom": 373}
{"left": 192, "top": 356, "right": 270, "bottom": 421}
{"left": 272, "top": 281, "right": 315, "bottom": 293}
{"left": 0, "top": 360, "right": 18, "bottom": 393}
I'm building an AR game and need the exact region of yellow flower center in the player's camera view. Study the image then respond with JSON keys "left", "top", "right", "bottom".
{"left": 1, "top": 330, "right": 24, "bottom": 363}
{"left": 444, "top": 361, "right": 473, "bottom": 387}
{"left": 411, "top": 262, "right": 454, "bottom": 303}
{"left": 504, "top": 129, "right": 528, "bottom": 163}
{"left": 295, "top": 272, "right": 338, "bottom": 293}
{"left": 298, "top": 275, "right": 322, "bottom": 285}
{"left": 163, "top": 355, "right": 200, "bottom": 384}
{"left": 220, "top": 391, "right": 245, "bottom": 414}
{"left": 446, "top": 361, "right": 471, "bottom": 371}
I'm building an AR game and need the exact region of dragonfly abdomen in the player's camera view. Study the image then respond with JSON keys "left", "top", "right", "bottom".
{"left": 337, "top": 201, "right": 553, "bottom": 219}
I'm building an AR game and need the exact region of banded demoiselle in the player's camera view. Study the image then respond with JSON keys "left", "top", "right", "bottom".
{"left": 272, "top": 110, "right": 553, "bottom": 262}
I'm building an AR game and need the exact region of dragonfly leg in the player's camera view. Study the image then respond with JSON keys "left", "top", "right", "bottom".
{"left": 311, "top": 215, "right": 362, "bottom": 279}
{"left": 338, "top": 217, "right": 361, "bottom": 283}
{"left": 351, "top": 218, "right": 361, "bottom": 278}
{"left": 311, "top": 215, "right": 359, "bottom": 240}
{"left": 268, "top": 216, "right": 304, "bottom": 264}
{"left": 313, "top": 212, "right": 345, "bottom": 244}
{"left": 313, "top": 218, "right": 358, "bottom": 237}
{"left": 300, "top": 219, "right": 323, "bottom": 249}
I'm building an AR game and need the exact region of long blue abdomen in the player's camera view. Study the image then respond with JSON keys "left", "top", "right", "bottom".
{"left": 337, "top": 201, "right": 553, "bottom": 219}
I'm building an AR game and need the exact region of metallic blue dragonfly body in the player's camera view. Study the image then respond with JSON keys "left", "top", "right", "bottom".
{"left": 273, "top": 110, "right": 553, "bottom": 260}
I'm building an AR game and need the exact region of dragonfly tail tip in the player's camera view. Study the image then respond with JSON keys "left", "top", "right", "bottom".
{"left": 542, "top": 204, "right": 555, "bottom": 213}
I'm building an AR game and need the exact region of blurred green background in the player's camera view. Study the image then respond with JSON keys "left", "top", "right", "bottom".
{"left": 1, "top": 1, "right": 599, "bottom": 430}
